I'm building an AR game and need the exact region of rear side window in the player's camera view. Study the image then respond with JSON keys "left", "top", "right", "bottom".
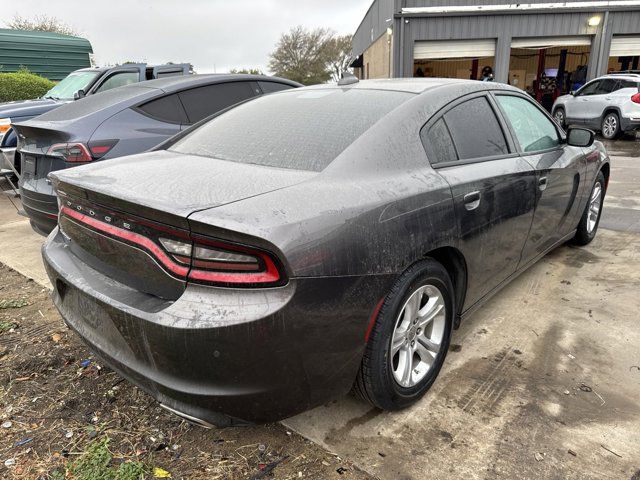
{"left": 136, "top": 94, "right": 188, "bottom": 124}
{"left": 259, "top": 81, "right": 293, "bottom": 94}
{"left": 178, "top": 82, "right": 257, "bottom": 123}
{"left": 614, "top": 80, "right": 639, "bottom": 90}
{"left": 423, "top": 118, "right": 457, "bottom": 164}
{"left": 443, "top": 97, "right": 508, "bottom": 160}
{"left": 169, "top": 88, "right": 413, "bottom": 171}
{"left": 496, "top": 95, "right": 560, "bottom": 152}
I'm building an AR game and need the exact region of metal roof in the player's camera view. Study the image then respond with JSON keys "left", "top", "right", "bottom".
{"left": 0, "top": 28, "right": 93, "bottom": 81}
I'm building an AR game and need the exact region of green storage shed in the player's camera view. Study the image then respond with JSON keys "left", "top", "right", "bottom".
{"left": 0, "top": 28, "right": 93, "bottom": 81}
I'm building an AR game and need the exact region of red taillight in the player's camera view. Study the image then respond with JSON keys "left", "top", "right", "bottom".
{"left": 47, "top": 141, "right": 117, "bottom": 162}
{"left": 47, "top": 143, "right": 93, "bottom": 163}
{"left": 631, "top": 93, "right": 640, "bottom": 104}
{"left": 88, "top": 139, "right": 118, "bottom": 159}
{"left": 60, "top": 206, "right": 284, "bottom": 287}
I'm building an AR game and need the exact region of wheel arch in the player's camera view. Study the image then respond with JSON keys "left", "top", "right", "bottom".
{"left": 600, "top": 162, "right": 610, "bottom": 191}
{"left": 424, "top": 246, "right": 467, "bottom": 328}
{"left": 601, "top": 106, "right": 622, "bottom": 121}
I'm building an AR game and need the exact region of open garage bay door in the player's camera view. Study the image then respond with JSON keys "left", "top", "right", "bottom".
{"left": 414, "top": 39, "right": 496, "bottom": 59}
{"left": 511, "top": 36, "right": 592, "bottom": 49}
{"left": 610, "top": 36, "right": 640, "bottom": 57}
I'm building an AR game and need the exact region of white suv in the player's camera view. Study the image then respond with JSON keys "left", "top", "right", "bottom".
{"left": 552, "top": 73, "right": 640, "bottom": 139}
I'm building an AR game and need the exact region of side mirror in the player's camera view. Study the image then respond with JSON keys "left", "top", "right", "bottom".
{"left": 567, "top": 127, "right": 595, "bottom": 147}
{"left": 570, "top": 90, "right": 576, "bottom": 96}
{"left": 73, "top": 89, "right": 86, "bottom": 100}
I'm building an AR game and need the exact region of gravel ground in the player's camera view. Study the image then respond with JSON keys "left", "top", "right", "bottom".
{"left": 0, "top": 264, "right": 374, "bottom": 480}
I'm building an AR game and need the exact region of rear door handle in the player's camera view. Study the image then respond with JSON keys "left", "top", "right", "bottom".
{"left": 463, "top": 191, "right": 481, "bottom": 211}
{"left": 539, "top": 176, "right": 548, "bottom": 191}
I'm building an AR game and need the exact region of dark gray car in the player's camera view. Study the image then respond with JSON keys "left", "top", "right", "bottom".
{"left": 42, "top": 79, "right": 609, "bottom": 426}
{"left": 14, "top": 74, "right": 301, "bottom": 235}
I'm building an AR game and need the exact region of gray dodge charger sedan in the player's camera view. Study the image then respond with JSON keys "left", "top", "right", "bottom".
{"left": 42, "top": 78, "right": 609, "bottom": 426}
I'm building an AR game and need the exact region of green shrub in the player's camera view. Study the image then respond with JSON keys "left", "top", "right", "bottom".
{"left": 0, "top": 69, "right": 55, "bottom": 102}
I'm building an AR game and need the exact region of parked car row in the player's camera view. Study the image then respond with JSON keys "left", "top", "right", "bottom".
{"left": 13, "top": 74, "right": 300, "bottom": 234}
{"left": 20, "top": 74, "right": 608, "bottom": 426}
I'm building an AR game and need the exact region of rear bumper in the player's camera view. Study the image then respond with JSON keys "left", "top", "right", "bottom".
{"left": 19, "top": 181, "right": 58, "bottom": 236}
{"left": 621, "top": 116, "right": 640, "bottom": 132}
{"left": 43, "top": 228, "right": 395, "bottom": 425}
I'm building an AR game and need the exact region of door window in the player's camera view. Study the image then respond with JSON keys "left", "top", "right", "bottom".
{"left": 596, "top": 79, "right": 617, "bottom": 94}
{"left": 178, "top": 82, "right": 256, "bottom": 123}
{"left": 442, "top": 96, "right": 509, "bottom": 160}
{"left": 94, "top": 71, "right": 139, "bottom": 93}
{"left": 577, "top": 81, "right": 600, "bottom": 96}
{"left": 496, "top": 95, "right": 560, "bottom": 153}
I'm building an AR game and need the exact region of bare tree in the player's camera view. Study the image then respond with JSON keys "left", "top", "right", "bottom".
{"left": 268, "top": 26, "right": 334, "bottom": 85}
{"left": 6, "top": 15, "right": 78, "bottom": 36}
{"left": 325, "top": 35, "right": 353, "bottom": 83}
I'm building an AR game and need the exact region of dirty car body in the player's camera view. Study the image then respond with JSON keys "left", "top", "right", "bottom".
{"left": 42, "top": 79, "right": 610, "bottom": 425}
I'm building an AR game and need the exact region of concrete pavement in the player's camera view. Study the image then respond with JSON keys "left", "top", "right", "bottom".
{"left": 0, "top": 139, "right": 639, "bottom": 479}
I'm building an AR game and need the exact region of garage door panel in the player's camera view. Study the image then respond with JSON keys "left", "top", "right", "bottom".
{"left": 610, "top": 36, "right": 640, "bottom": 57}
{"left": 511, "top": 36, "right": 592, "bottom": 49}
{"left": 414, "top": 39, "right": 496, "bottom": 60}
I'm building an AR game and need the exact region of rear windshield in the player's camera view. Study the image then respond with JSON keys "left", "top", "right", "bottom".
{"left": 169, "top": 88, "right": 413, "bottom": 171}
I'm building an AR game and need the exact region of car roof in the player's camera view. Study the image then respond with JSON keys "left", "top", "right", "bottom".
{"left": 598, "top": 73, "right": 640, "bottom": 82}
{"left": 138, "top": 74, "right": 302, "bottom": 93}
{"left": 301, "top": 78, "right": 515, "bottom": 95}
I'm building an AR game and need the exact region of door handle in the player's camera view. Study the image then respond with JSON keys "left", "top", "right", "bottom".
{"left": 538, "top": 176, "right": 548, "bottom": 191}
{"left": 463, "top": 191, "right": 481, "bottom": 211}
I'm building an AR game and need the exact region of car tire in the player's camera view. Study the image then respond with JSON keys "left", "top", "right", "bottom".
{"left": 573, "top": 171, "right": 605, "bottom": 246}
{"left": 354, "top": 259, "right": 454, "bottom": 411}
{"left": 553, "top": 107, "right": 566, "bottom": 129}
{"left": 601, "top": 112, "right": 620, "bottom": 139}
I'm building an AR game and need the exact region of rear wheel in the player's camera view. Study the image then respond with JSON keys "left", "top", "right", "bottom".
{"left": 553, "top": 107, "right": 566, "bottom": 129}
{"left": 601, "top": 112, "right": 620, "bottom": 139}
{"left": 573, "top": 171, "right": 605, "bottom": 245}
{"left": 354, "top": 259, "right": 454, "bottom": 410}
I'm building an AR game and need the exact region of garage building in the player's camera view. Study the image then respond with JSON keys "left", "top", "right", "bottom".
{"left": 351, "top": 0, "right": 640, "bottom": 109}
{"left": 0, "top": 28, "right": 93, "bottom": 81}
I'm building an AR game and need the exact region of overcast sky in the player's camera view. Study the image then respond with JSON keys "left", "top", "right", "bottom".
{"left": 6, "top": 0, "right": 371, "bottom": 73}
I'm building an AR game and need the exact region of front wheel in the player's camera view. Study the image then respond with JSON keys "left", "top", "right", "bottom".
{"left": 354, "top": 259, "right": 454, "bottom": 410}
{"left": 553, "top": 107, "right": 566, "bottom": 129}
{"left": 573, "top": 171, "right": 605, "bottom": 245}
{"left": 601, "top": 112, "right": 620, "bottom": 139}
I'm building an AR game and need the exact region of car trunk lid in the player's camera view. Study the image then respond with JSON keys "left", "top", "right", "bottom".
{"left": 50, "top": 150, "right": 312, "bottom": 299}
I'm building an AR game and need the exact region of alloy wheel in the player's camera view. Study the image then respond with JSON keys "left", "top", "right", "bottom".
{"left": 602, "top": 115, "right": 617, "bottom": 138}
{"left": 587, "top": 182, "right": 602, "bottom": 234}
{"left": 554, "top": 109, "right": 565, "bottom": 127}
{"left": 390, "top": 284, "right": 446, "bottom": 388}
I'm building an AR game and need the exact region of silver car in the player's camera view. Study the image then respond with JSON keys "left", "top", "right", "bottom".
{"left": 552, "top": 73, "right": 640, "bottom": 139}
